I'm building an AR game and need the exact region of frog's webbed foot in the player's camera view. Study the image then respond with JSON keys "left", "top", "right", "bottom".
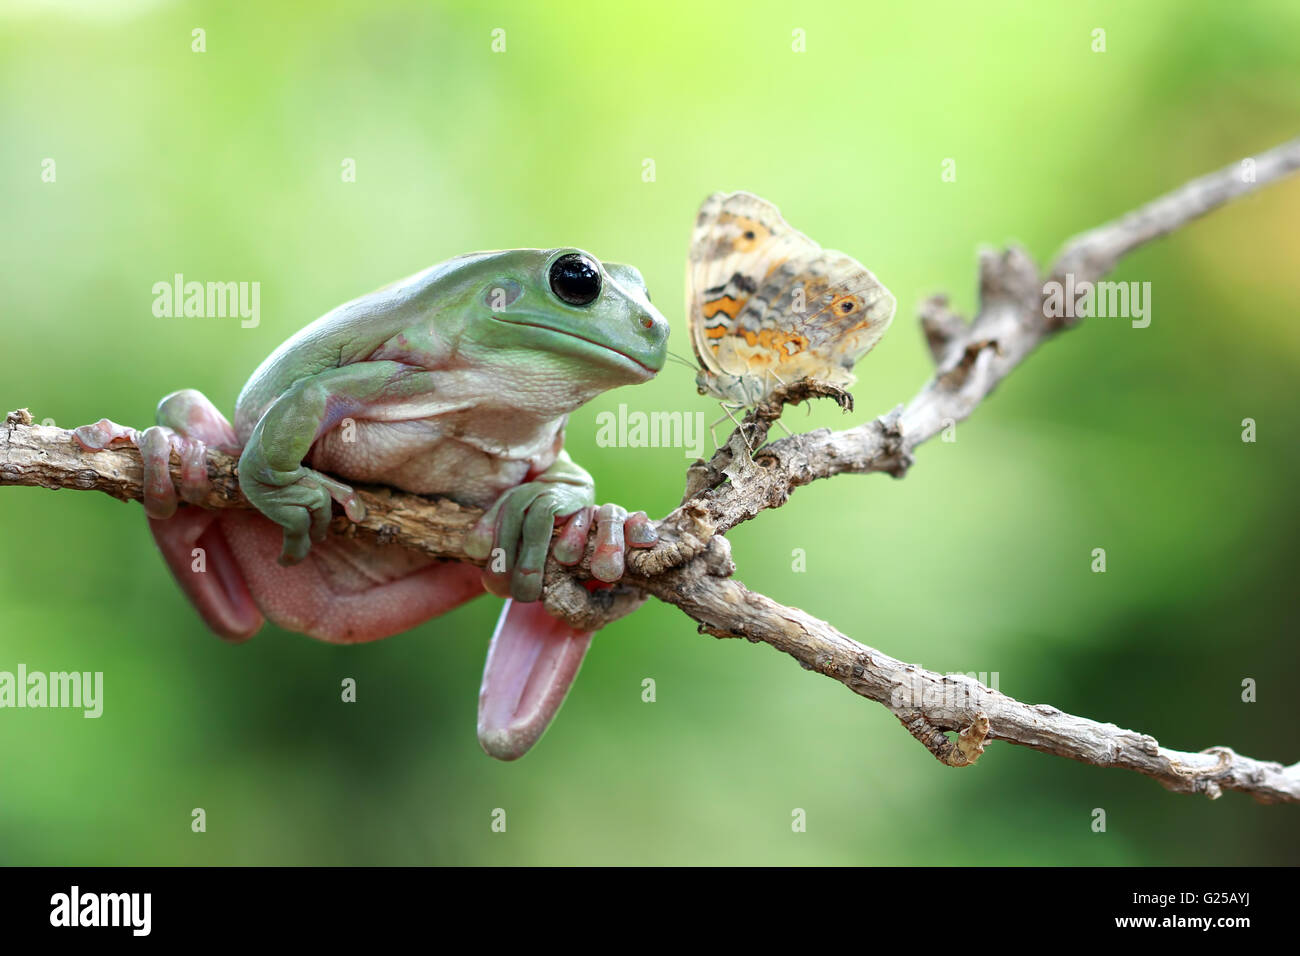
{"left": 465, "top": 488, "right": 657, "bottom": 602}
{"left": 76, "top": 417, "right": 185, "bottom": 516}
{"left": 477, "top": 597, "right": 589, "bottom": 761}
{"left": 73, "top": 389, "right": 238, "bottom": 519}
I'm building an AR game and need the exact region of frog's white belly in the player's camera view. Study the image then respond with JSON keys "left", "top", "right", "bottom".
{"left": 306, "top": 414, "right": 562, "bottom": 510}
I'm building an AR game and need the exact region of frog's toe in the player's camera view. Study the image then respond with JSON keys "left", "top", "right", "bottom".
{"left": 306, "top": 486, "right": 335, "bottom": 544}
{"left": 464, "top": 499, "right": 501, "bottom": 562}
{"left": 311, "top": 471, "right": 366, "bottom": 523}
{"left": 552, "top": 506, "right": 593, "bottom": 565}
{"left": 509, "top": 567, "right": 545, "bottom": 603}
{"left": 590, "top": 503, "right": 629, "bottom": 582}
{"left": 624, "top": 510, "right": 657, "bottom": 548}
{"left": 480, "top": 570, "right": 512, "bottom": 599}
{"left": 277, "top": 525, "right": 314, "bottom": 567}
{"left": 510, "top": 494, "right": 564, "bottom": 602}
{"left": 73, "top": 418, "right": 138, "bottom": 452}
{"left": 176, "top": 436, "right": 212, "bottom": 504}
{"left": 471, "top": 527, "right": 511, "bottom": 596}
{"left": 138, "top": 426, "right": 180, "bottom": 520}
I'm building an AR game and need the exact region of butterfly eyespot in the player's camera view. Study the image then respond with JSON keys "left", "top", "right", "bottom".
{"left": 548, "top": 253, "right": 602, "bottom": 306}
{"left": 743, "top": 230, "right": 756, "bottom": 240}
{"left": 839, "top": 301, "right": 855, "bottom": 313}
{"left": 640, "top": 316, "right": 654, "bottom": 330}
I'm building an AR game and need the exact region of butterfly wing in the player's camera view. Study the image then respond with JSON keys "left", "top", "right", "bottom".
{"left": 751, "top": 248, "right": 896, "bottom": 388}
{"left": 687, "top": 191, "right": 815, "bottom": 379}
{"left": 686, "top": 191, "right": 895, "bottom": 399}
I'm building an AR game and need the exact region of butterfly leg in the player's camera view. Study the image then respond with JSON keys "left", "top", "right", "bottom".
{"left": 762, "top": 369, "right": 795, "bottom": 437}
{"left": 707, "top": 410, "right": 731, "bottom": 451}
{"left": 713, "top": 402, "right": 756, "bottom": 454}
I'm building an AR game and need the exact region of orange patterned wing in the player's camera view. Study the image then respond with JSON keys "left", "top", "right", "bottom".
{"left": 686, "top": 191, "right": 895, "bottom": 400}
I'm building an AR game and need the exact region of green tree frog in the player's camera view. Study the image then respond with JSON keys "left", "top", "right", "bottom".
{"left": 75, "top": 249, "right": 669, "bottom": 760}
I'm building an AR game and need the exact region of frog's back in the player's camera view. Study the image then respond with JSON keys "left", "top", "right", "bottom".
{"left": 232, "top": 254, "right": 494, "bottom": 438}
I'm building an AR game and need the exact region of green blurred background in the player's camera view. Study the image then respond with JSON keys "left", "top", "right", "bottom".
{"left": 2, "top": 0, "right": 1298, "bottom": 865}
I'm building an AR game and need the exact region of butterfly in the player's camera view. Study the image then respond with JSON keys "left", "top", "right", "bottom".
{"left": 686, "top": 191, "right": 896, "bottom": 411}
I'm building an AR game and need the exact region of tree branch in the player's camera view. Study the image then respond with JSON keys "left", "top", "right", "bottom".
{"left": 5, "top": 136, "right": 1299, "bottom": 802}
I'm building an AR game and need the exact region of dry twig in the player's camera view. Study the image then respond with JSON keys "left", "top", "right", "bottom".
{"left": 5, "top": 138, "right": 1300, "bottom": 802}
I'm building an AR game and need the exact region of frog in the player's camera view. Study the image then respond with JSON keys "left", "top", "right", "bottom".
{"left": 74, "top": 248, "right": 669, "bottom": 760}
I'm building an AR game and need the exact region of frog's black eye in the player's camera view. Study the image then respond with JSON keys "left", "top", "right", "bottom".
{"left": 549, "top": 253, "right": 602, "bottom": 307}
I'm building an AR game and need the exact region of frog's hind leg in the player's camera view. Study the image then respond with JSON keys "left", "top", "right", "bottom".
{"left": 75, "top": 390, "right": 266, "bottom": 641}
{"left": 77, "top": 391, "right": 485, "bottom": 645}
{"left": 216, "top": 513, "right": 484, "bottom": 644}
{"left": 476, "top": 596, "right": 592, "bottom": 760}
{"left": 147, "top": 508, "right": 264, "bottom": 641}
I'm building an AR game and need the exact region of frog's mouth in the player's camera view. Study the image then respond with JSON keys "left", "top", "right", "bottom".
{"left": 488, "top": 315, "right": 656, "bottom": 375}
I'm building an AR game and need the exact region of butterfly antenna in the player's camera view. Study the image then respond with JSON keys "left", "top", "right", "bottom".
{"left": 665, "top": 349, "right": 698, "bottom": 371}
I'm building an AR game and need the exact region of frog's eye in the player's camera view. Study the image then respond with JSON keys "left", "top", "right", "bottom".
{"left": 549, "top": 253, "right": 602, "bottom": 307}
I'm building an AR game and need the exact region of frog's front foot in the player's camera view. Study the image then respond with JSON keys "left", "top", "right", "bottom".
{"left": 237, "top": 458, "right": 366, "bottom": 566}
{"left": 464, "top": 486, "right": 657, "bottom": 602}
